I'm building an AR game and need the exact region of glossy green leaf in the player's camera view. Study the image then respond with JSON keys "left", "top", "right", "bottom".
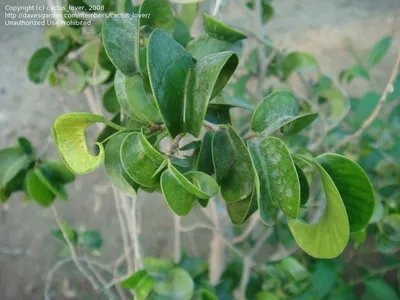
{"left": 288, "top": 156, "right": 349, "bottom": 259}
{"left": 102, "top": 86, "right": 120, "bottom": 113}
{"left": 295, "top": 164, "right": 309, "bottom": 205}
{"left": 49, "top": 36, "right": 71, "bottom": 58}
{"left": 115, "top": 70, "right": 138, "bottom": 119}
{"left": 121, "top": 270, "right": 154, "bottom": 300}
{"left": 173, "top": 18, "right": 192, "bottom": 47}
{"left": 143, "top": 257, "right": 174, "bottom": 277}
{"left": 248, "top": 141, "right": 278, "bottom": 225}
{"left": 121, "top": 130, "right": 165, "bottom": 187}
{"left": 203, "top": 13, "right": 247, "bottom": 42}
{"left": 210, "top": 93, "right": 254, "bottom": 111}
{"left": 102, "top": 15, "right": 139, "bottom": 75}
{"left": 197, "top": 131, "right": 214, "bottom": 175}
{"left": 161, "top": 163, "right": 218, "bottom": 215}
{"left": 124, "top": 74, "right": 162, "bottom": 123}
{"left": 39, "top": 160, "right": 75, "bottom": 184}
{"left": 60, "top": 60, "right": 86, "bottom": 94}
{"left": 282, "top": 52, "right": 318, "bottom": 80}
{"left": 148, "top": 29, "right": 194, "bottom": 137}
{"left": 212, "top": 125, "right": 255, "bottom": 203}
{"left": 50, "top": 221, "right": 78, "bottom": 244}
{"left": 27, "top": 47, "right": 56, "bottom": 84}
{"left": 311, "top": 260, "right": 336, "bottom": 299}
{"left": 184, "top": 51, "right": 238, "bottom": 137}
{"left": 250, "top": 137, "right": 300, "bottom": 218}
{"left": 316, "top": 153, "right": 375, "bottom": 232}
{"left": 368, "top": 36, "right": 392, "bottom": 67}
{"left": 364, "top": 279, "right": 398, "bottom": 300}
{"left": 152, "top": 268, "right": 194, "bottom": 300}
{"left": 281, "top": 257, "right": 309, "bottom": 281}
{"left": 78, "top": 230, "right": 102, "bottom": 250}
{"left": 252, "top": 90, "right": 317, "bottom": 135}
{"left": 105, "top": 133, "right": 139, "bottom": 196}
{"left": 226, "top": 179, "right": 258, "bottom": 225}
{"left": 186, "top": 35, "right": 243, "bottom": 60}
{"left": 0, "top": 169, "right": 27, "bottom": 203}
{"left": 17, "top": 137, "right": 34, "bottom": 156}
{"left": 140, "top": 0, "right": 175, "bottom": 34}
{"left": 0, "top": 147, "right": 31, "bottom": 189}
{"left": 25, "top": 170, "right": 55, "bottom": 207}
{"left": 53, "top": 113, "right": 121, "bottom": 174}
{"left": 34, "top": 165, "right": 68, "bottom": 200}
{"left": 205, "top": 104, "right": 231, "bottom": 125}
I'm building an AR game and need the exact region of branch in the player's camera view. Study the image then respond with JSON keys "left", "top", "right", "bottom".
{"left": 203, "top": 121, "right": 221, "bottom": 132}
{"left": 173, "top": 214, "right": 181, "bottom": 263}
{"left": 232, "top": 215, "right": 259, "bottom": 244}
{"left": 50, "top": 205, "right": 100, "bottom": 292}
{"left": 331, "top": 53, "right": 400, "bottom": 152}
{"left": 212, "top": 0, "right": 224, "bottom": 17}
{"left": 165, "top": 133, "right": 185, "bottom": 159}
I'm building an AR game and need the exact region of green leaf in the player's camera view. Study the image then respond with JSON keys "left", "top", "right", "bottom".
{"left": 295, "top": 164, "right": 309, "bottom": 205}
{"left": 0, "top": 169, "right": 27, "bottom": 203}
{"left": 123, "top": 73, "right": 162, "bottom": 123}
{"left": 50, "top": 221, "right": 78, "bottom": 244}
{"left": 38, "top": 160, "right": 75, "bottom": 184}
{"left": 27, "top": 47, "right": 56, "bottom": 84}
{"left": 212, "top": 125, "right": 255, "bottom": 203}
{"left": 203, "top": 13, "right": 247, "bottom": 42}
{"left": 49, "top": 35, "right": 71, "bottom": 59}
{"left": 251, "top": 90, "right": 317, "bottom": 135}
{"left": 85, "top": 66, "right": 110, "bottom": 85}
{"left": 148, "top": 29, "right": 194, "bottom": 137}
{"left": 34, "top": 165, "right": 68, "bottom": 200}
{"left": 78, "top": 230, "right": 102, "bottom": 250}
{"left": 248, "top": 141, "right": 278, "bottom": 225}
{"left": 17, "top": 137, "right": 34, "bottom": 156}
{"left": 152, "top": 268, "right": 194, "bottom": 300}
{"left": 25, "top": 170, "right": 55, "bottom": 207}
{"left": 282, "top": 52, "right": 319, "bottom": 80}
{"left": 178, "top": 3, "right": 198, "bottom": 28}
{"left": 363, "top": 279, "right": 398, "bottom": 300}
{"left": 60, "top": 60, "right": 86, "bottom": 94}
{"left": 315, "top": 153, "right": 375, "bottom": 232}
{"left": 102, "top": 15, "right": 139, "bottom": 75}
{"left": 173, "top": 18, "right": 192, "bottom": 47}
{"left": 249, "top": 137, "right": 300, "bottom": 218}
{"left": 140, "top": 0, "right": 175, "bottom": 34}
{"left": 0, "top": 147, "right": 31, "bottom": 189}
{"left": 281, "top": 257, "right": 309, "bottom": 281}
{"left": 184, "top": 51, "right": 238, "bottom": 137}
{"left": 53, "top": 113, "right": 121, "bottom": 174}
{"left": 121, "top": 270, "right": 154, "bottom": 300}
{"left": 311, "top": 260, "right": 337, "bottom": 299}
{"left": 339, "top": 65, "right": 370, "bottom": 83}
{"left": 120, "top": 130, "right": 165, "bottom": 187}
{"left": 210, "top": 93, "right": 255, "bottom": 111}
{"left": 205, "top": 104, "right": 231, "bottom": 125}
{"left": 186, "top": 35, "right": 243, "bottom": 60}
{"left": 368, "top": 36, "right": 392, "bottom": 67}
{"left": 288, "top": 156, "right": 349, "bottom": 259}
{"left": 161, "top": 162, "right": 218, "bottom": 216}
{"left": 226, "top": 181, "right": 258, "bottom": 225}
{"left": 143, "top": 257, "right": 174, "bottom": 276}
{"left": 197, "top": 131, "right": 214, "bottom": 175}
{"left": 102, "top": 86, "right": 120, "bottom": 113}
{"left": 318, "top": 87, "right": 350, "bottom": 129}
{"left": 105, "top": 133, "right": 139, "bottom": 196}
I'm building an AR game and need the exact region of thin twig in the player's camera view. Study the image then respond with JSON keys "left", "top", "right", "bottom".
{"left": 212, "top": 0, "right": 224, "bottom": 17}
{"left": 173, "top": 214, "right": 181, "bottom": 263}
{"left": 112, "top": 187, "right": 133, "bottom": 274}
{"left": 50, "top": 205, "right": 100, "bottom": 292}
{"left": 165, "top": 133, "right": 185, "bottom": 159}
{"left": 131, "top": 197, "right": 143, "bottom": 271}
{"left": 203, "top": 121, "right": 221, "bottom": 132}
{"left": 331, "top": 53, "right": 400, "bottom": 152}
{"left": 232, "top": 215, "right": 259, "bottom": 244}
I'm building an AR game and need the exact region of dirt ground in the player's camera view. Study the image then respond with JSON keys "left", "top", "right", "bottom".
{"left": 0, "top": 0, "right": 399, "bottom": 299}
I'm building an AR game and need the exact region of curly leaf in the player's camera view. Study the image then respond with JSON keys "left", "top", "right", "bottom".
{"left": 212, "top": 125, "right": 255, "bottom": 203}
{"left": 105, "top": 133, "right": 139, "bottom": 196}
{"left": 184, "top": 51, "right": 238, "bottom": 137}
{"left": 120, "top": 130, "right": 165, "bottom": 187}
{"left": 288, "top": 156, "right": 349, "bottom": 259}
{"left": 316, "top": 153, "right": 375, "bottom": 232}
{"left": 52, "top": 113, "right": 120, "bottom": 174}
{"left": 203, "top": 13, "right": 247, "bottom": 42}
{"left": 148, "top": 29, "right": 194, "bottom": 137}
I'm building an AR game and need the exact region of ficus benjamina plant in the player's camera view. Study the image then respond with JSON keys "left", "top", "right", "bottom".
{"left": 2, "top": 0, "right": 399, "bottom": 299}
